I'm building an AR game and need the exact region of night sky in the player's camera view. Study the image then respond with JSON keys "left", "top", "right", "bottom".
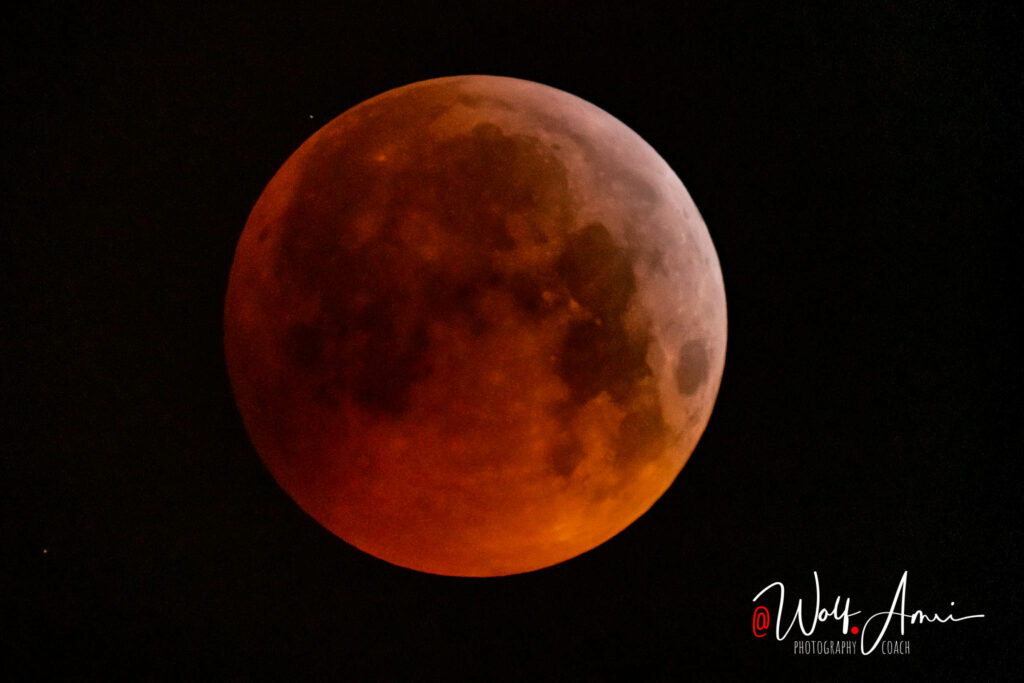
{"left": 6, "top": 2, "right": 1022, "bottom": 680}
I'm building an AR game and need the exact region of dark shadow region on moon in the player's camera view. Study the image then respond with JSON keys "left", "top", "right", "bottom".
{"left": 273, "top": 118, "right": 575, "bottom": 419}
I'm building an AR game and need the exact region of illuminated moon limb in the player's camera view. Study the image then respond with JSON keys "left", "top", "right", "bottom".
{"left": 224, "top": 75, "right": 726, "bottom": 576}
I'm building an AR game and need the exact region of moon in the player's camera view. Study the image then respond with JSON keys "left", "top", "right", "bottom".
{"left": 224, "top": 76, "right": 726, "bottom": 576}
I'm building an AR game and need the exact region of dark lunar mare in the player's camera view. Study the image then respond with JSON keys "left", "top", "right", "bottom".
{"left": 270, "top": 100, "right": 669, "bottom": 478}
{"left": 274, "top": 115, "right": 573, "bottom": 417}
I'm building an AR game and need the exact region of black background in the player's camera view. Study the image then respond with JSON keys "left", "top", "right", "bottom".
{"left": 5, "top": 2, "right": 1022, "bottom": 680}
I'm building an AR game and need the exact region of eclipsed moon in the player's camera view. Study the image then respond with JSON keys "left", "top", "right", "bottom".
{"left": 224, "top": 76, "right": 726, "bottom": 577}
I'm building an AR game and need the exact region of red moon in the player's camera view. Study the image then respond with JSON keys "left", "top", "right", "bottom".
{"left": 224, "top": 76, "right": 726, "bottom": 576}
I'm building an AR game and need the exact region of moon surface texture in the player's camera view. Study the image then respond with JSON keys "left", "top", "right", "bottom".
{"left": 225, "top": 76, "right": 726, "bottom": 577}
